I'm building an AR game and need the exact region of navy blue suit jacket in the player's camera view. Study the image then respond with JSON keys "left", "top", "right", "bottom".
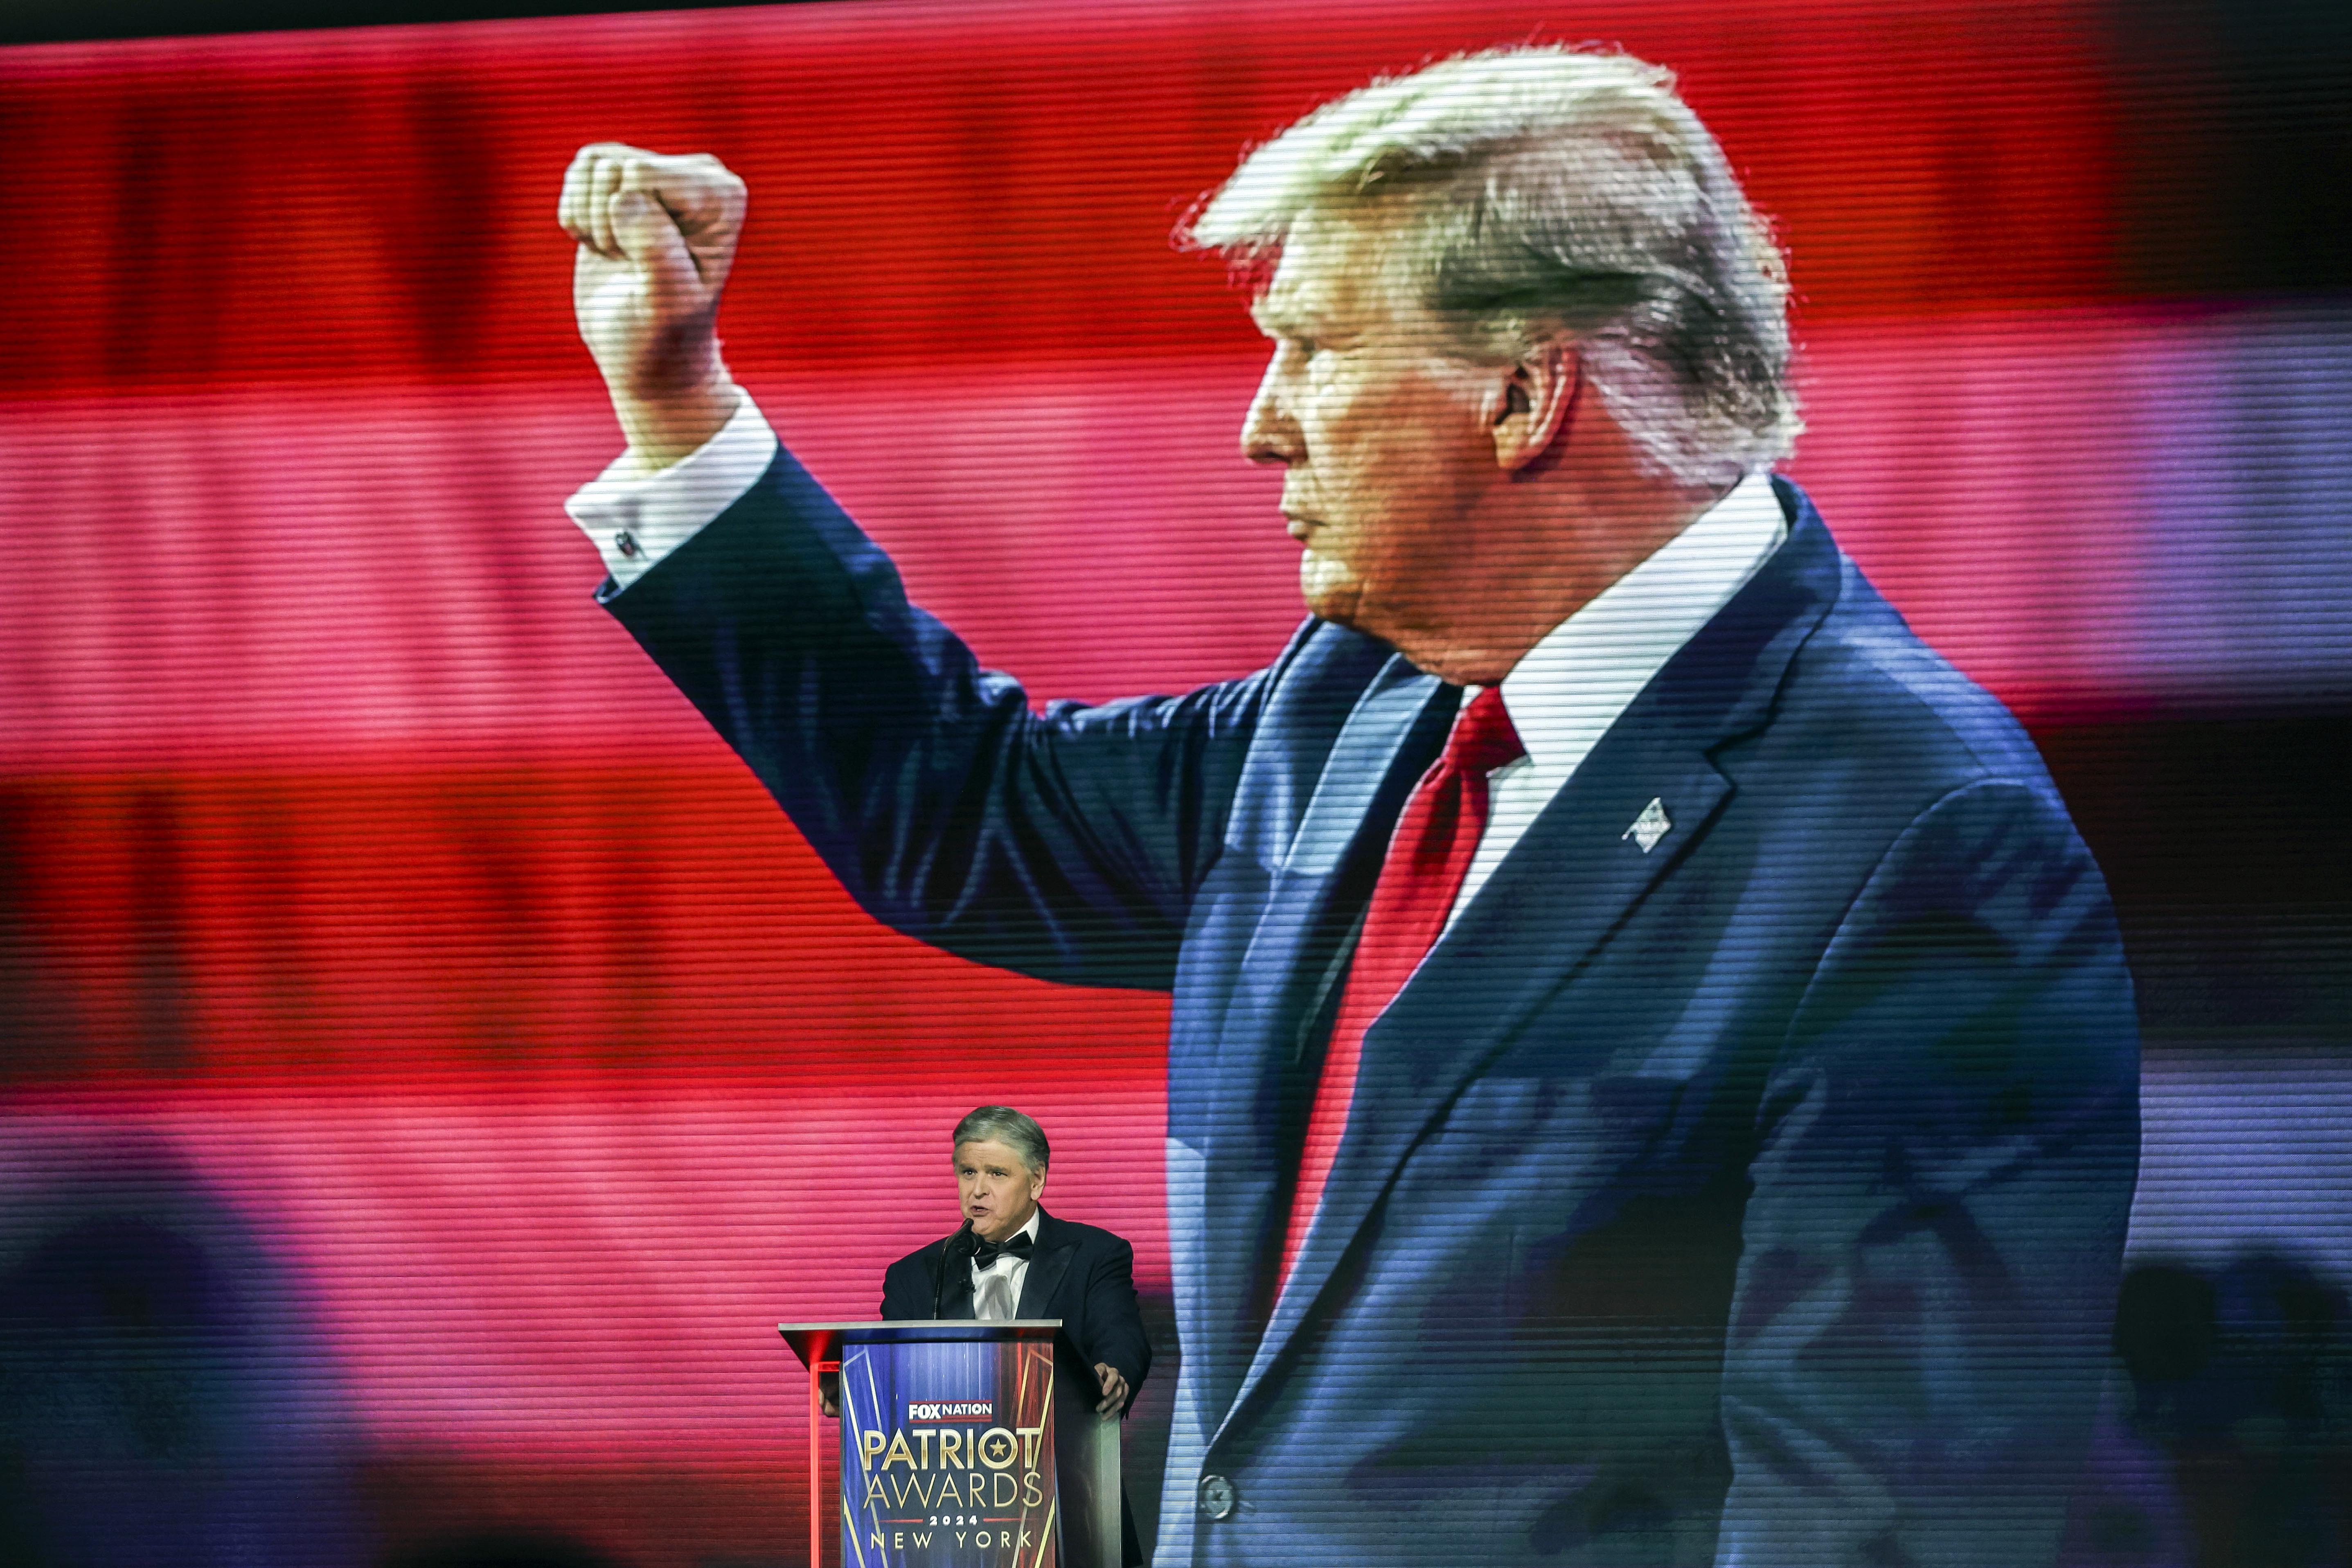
{"left": 604, "top": 453, "right": 2140, "bottom": 1568}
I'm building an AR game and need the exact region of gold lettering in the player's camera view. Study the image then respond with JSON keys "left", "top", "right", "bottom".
{"left": 978, "top": 1427, "right": 1018, "bottom": 1470}
{"left": 994, "top": 1470, "right": 1017, "bottom": 1508}
{"left": 966, "top": 1472, "right": 987, "bottom": 1507}
{"left": 1019, "top": 1528, "right": 1034, "bottom": 1549}
{"left": 863, "top": 1478, "right": 884, "bottom": 1506}
{"left": 861, "top": 1429, "right": 886, "bottom": 1471}
{"left": 868, "top": 1530, "right": 884, "bottom": 1552}
{"left": 913, "top": 1429, "right": 934, "bottom": 1469}
{"left": 954, "top": 1532, "right": 969, "bottom": 1550}
{"left": 1017, "top": 1425, "right": 1045, "bottom": 1470}
{"left": 883, "top": 1430, "right": 915, "bottom": 1471}
{"left": 1023, "top": 1472, "right": 1043, "bottom": 1508}
{"left": 913, "top": 1532, "right": 932, "bottom": 1550}
{"left": 939, "top": 1429, "right": 963, "bottom": 1468}
{"left": 892, "top": 1531, "right": 903, "bottom": 1550}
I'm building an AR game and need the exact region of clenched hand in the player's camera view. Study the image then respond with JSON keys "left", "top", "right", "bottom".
{"left": 558, "top": 142, "right": 748, "bottom": 469}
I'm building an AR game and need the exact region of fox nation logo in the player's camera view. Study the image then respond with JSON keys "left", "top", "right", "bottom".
{"left": 907, "top": 1399, "right": 994, "bottom": 1423}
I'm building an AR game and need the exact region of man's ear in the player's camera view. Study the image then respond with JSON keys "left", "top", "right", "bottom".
{"left": 1491, "top": 340, "right": 1578, "bottom": 471}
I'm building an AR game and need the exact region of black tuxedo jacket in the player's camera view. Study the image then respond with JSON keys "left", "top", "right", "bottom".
{"left": 880, "top": 1206, "right": 1153, "bottom": 1404}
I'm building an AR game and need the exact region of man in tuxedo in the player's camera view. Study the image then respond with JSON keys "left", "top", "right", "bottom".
{"left": 880, "top": 1106, "right": 1153, "bottom": 1566}
{"left": 558, "top": 45, "right": 2138, "bottom": 1567}
{"left": 879, "top": 1105, "right": 1151, "bottom": 1416}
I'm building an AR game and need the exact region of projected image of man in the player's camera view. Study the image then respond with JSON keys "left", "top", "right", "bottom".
{"left": 559, "top": 47, "right": 2139, "bottom": 1568}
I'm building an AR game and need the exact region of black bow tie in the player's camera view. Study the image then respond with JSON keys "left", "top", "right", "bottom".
{"left": 971, "top": 1231, "right": 1034, "bottom": 1269}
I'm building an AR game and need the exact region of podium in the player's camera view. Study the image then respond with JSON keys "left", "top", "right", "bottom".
{"left": 781, "top": 1321, "right": 1120, "bottom": 1568}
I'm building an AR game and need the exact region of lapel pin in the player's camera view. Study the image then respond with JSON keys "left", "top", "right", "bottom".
{"left": 1623, "top": 797, "right": 1671, "bottom": 853}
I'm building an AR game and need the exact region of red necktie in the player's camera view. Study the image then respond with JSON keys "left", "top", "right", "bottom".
{"left": 1278, "top": 686, "right": 1527, "bottom": 1289}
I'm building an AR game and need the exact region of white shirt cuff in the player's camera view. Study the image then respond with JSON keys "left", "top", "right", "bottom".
{"left": 565, "top": 392, "right": 782, "bottom": 590}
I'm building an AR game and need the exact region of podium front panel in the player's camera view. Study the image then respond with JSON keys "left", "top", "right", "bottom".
{"left": 837, "top": 1328, "right": 1059, "bottom": 1567}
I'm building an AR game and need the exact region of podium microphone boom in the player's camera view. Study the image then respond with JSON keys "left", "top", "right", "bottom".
{"left": 933, "top": 1219, "right": 974, "bottom": 1319}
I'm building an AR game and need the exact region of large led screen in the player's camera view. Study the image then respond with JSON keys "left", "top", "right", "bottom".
{"left": 4, "top": 1, "right": 2349, "bottom": 1565}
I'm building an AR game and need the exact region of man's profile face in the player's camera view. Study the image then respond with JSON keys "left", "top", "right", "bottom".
{"left": 955, "top": 1138, "right": 1045, "bottom": 1242}
{"left": 1243, "top": 208, "right": 1510, "bottom": 653}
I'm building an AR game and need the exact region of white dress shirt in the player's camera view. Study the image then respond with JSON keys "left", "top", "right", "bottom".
{"left": 971, "top": 1206, "right": 1042, "bottom": 1322}
{"left": 1450, "top": 473, "right": 1787, "bottom": 927}
{"left": 567, "top": 391, "right": 778, "bottom": 590}
{"left": 567, "top": 397, "right": 1786, "bottom": 923}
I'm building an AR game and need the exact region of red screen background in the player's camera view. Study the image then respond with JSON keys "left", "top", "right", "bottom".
{"left": 4, "top": 1, "right": 2347, "bottom": 1562}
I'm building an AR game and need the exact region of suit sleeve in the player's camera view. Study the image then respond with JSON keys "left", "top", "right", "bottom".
{"left": 1078, "top": 1235, "right": 1153, "bottom": 1410}
{"left": 599, "top": 445, "right": 1284, "bottom": 989}
{"left": 880, "top": 1250, "right": 933, "bottom": 1322}
{"left": 1715, "top": 780, "right": 2140, "bottom": 1568}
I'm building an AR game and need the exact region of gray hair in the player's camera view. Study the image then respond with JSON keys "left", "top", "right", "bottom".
{"left": 953, "top": 1106, "right": 1050, "bottom": 1174}
{"left": 1184, "top": 46, "right": 1799, "bottom": 489}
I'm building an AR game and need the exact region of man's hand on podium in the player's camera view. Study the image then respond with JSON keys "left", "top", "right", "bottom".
{"left": 1093, "top": 1362, "right": 1129, "bottom": 1416}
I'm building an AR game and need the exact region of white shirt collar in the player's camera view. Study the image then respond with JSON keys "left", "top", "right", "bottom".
{"left": 1491, "top": 472, "right": 1788, "bottom": 793}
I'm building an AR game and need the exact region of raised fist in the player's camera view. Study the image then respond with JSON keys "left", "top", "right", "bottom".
{"left": 559, "top": 143, "right": 748, "bottom": 464}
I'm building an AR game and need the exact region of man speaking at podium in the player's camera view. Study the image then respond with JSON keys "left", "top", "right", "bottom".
{"left": 880, "top": 1106, "right": 1151, "bottom": 1413}
{"left": 881, "top": 1106, "right": 1152, "bottom": 1565}
{"left": 559, "top": 45, "right": 2139, "bottom": 1567}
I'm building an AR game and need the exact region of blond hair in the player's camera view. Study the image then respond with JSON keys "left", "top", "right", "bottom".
{"left": 1186, "top": 47, "right": 1800, "bottom": 488}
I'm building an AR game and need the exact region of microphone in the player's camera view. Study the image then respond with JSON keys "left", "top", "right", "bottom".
{"left": 932, "top": 1219, "right": 974, "bottom": 1320}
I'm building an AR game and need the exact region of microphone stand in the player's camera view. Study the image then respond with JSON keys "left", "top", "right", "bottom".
{"left": 932, "top": 1218, "right": 974, "bottom": 1320}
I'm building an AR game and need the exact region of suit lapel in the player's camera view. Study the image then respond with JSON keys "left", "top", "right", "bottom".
{"left": 1239, "top": 730, "right": 1735, "bottom": 1394}
{"left": 1221, "top": 488, "right": 1843, "bottom": 1430}
{"left": 1014, "top": 1211, "right": 1075, "bottom": 1320}
{"left": 1187, "top": 657, "right": 1456, "bottom": 1425}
